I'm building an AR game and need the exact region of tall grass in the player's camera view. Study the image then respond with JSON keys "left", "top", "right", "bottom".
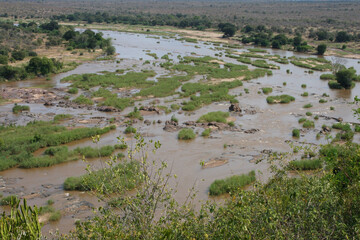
{"left": 63, "top": 161, "right": 141, "bottom": 194}
{"left": 288, "top": 159, "right": 322, "bottom": 171}
{"left": 178, "top": 128, "right": 196, "bottom": 140}
{"left": 197, "top": 111, "right": 229, "bottom": 123}
{"left": 209, "top": 171, "right": 255, "bottom": 196}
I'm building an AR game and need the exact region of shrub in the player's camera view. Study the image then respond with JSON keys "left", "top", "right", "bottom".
{"left": 209, "top": 171, "right": 255, "bottom": 196}
{"left": 266, "top": 95, "right": 295, "bottom": 104}
{"left": 68, "top": 87, "right": 78, "bottom": 94}
{"left": 170, "top": 104, "right": 180, "bottom": 110}
{"left": 262, "top": 87, "right": 272, "bottom": 94}
{"left": 306, "top": 112, "right": 312, "bottom": 116}
{"left": 288, "top": 159, "right": 322, "bottom": 170}
{"left": 303, "top": 120, "right": 315, "bottom": 128}
{"left": 171, "top": 115, "right": 178, "bottom": 123}
{"left": 0, "top": 55, "right": 8, "bottom": 64}
{"left": 303, "top": 103, "right": 313, "bottom": 108}
{"left": 49, "top": 211, "right": 61, "bottom": 222}
{"left": 298, "top": 118, "right": 307, "bottom": 123}
{"left": 320, "top": 74, "right": 336, "bottom": 80}
{"left": 125, "top": 126, "right": 136, "bottom": 134}
{"left": 328, "top": 81, "right": 342, "bottom": 89}
{"left": 301, "top": 84, "right": 307, "bottom": 88}
{"left": 73, "top": 95, "right": 93, "bottom": 105}
{"left": 178, "top": 128, "right": 196, "bottom": 140}
{"left": 336, "top": 68, "right": 356, "bottom": 89}
{"left": 201, "top": 128, "right": 211, "bottom": 137}
{"left": 319, "top": 99, "right": 327, "bottom": 103}
{"left": 197, "top": 111, "right": 229, "bottom": 123}
{"left": 292, "top": 129, "right": 300, "bottom": 138}
{"left": 53, "top": 114, "right": 72, "bottom": 122}
{"left": 12, "top": 104, "right": 30, "bottom": 113}
{"left": 301, "top": 92, "right": 308, "bottom": 97}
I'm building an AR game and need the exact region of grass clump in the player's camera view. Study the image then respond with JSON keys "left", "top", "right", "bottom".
{"left": 124, "top": 126, "right": 136, "bottom": 134}
{"left": 67, "top": 87, "right": 78, "bottom": 94}
{"left": 288, "top": 159, "right": 322, "bottom": 171}
{"left": 73, "top": 95, "right": 93, "bottom": 105}
{"left": 126, "top": 107, "right": 143, "bottom": 120}
{"left": 178, "top": 128, "right": 196, "bottom": 140}
{"left": 63, "top": 161, "right": 141, "bottom": 194}
{"left": 53, "top": 114, "right": 72, "bottom": 122}
{"left": 301, "top": 84, "right": 307, "bottom": 88}
{"left": 266, "top": 95, "right": 295, "bottom": 104}
{"left": 320, "top": 74, "right": 336, "bottom": 80}
{"left": 49, "top": 211, "right": 62, "bottom": 222}
{"left": 262, "top": 87, "right": 272, "bottom": 94}
{"left": 209, "top": 171, "right": 255, "bottom": 196}
{"left": 319, "top": 99, "right": 327, "bottom": 103}
{"left": 12, "top": 104, "right": 30, "bottom": 114}
{"left": 74, "top": 146, "right": 115, "bottom": 158}
{"left": 292, "top": 129, "right": 300, "bottom": 138}
{"left": 301, "top": 92, "right": 309, "bottom": 97}
{"left": 201, "top": 128, "right": 211, "bottom": 137}
{"left": 303, "top": 120, "right": 315, "bottom": 128}
{"left": 298, "top": 118, "right": 307, "bottom": 123}
{"left": 197, "top": 111, "right": 229, "bottom": 123}
{"left": 306, "top": 112, "right": 312, "bottom": 116}
{"left": 303, "top": 103, "right": 313, "bottom": 108}
{"left": 170, "top": 104, "right": 180, "bottom": 110}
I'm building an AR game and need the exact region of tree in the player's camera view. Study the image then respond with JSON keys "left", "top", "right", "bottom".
{"left": 218, "top": 23, "right": 236, "bottom": 38}
{"left": 336, "top": 68, "right": 356, "bottom": 89}
{"left": 293, "top": 35, "right": 302, "bottom": 47}
{"left": 336, "top": 31, "right": 351, "bottom": 42}
{"left": 26, "top": 57, "right": 54, "bottom": 75}
{"left": 317, "top": 44, "right": 327, "bottom": 55}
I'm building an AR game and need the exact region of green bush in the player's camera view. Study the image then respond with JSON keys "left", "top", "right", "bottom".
{"left": 298, "top": 118, "right": 306, "bottom": 123}
{"left": 68, "top": 87, "right": 78, "bottom": 94}
{"left": 178, "top": 128, "right": 196, "bottom": 140}
{"left": 319, "top": 99, "right": 327, "bottom": 103}
{"left": 209, "top": 171, "right": 255, "bottom": 196}
{"left": 306, "top": 112, "right": 312, "bottom": 116}
{"left": 197, "top": 111, "right": 229, "bottom": 123}
{"left": 266, "top": 95, "right": 295, "bottom": 104}
{"left": 292, "top": 129, "right": 300, "bottom": 138}
{"left": 303, "top": 103, "right": 313, "bottom": 108}
{"left": 328, "top": 80, "right": 343, "bottom": 89}
{"left": 73, "top": 95, "right": 93, "bottom": 105}
{"left": 303, "top": 120, "right": 315, "bottom": 128}
{"left": 320, "top": 74, "right": 336, "bottom": 80}
{"left": 301, "top": 84, "right": 307, "bottom": 88}
{"left": 125, "top": 126, "right": 136, "bottom": 134}
{"left": 261, "top": 87, "right": 272, "bottom": 94}
{"left": 201, "top": 128, "right": 211, "bottom": 137}
{"left": 12, "top": 104, "right": 30, "bottom": 114}
{"left": 301, "top": 92, "right": 309, "bottom": 97}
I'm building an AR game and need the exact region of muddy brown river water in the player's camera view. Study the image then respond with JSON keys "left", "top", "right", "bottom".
{"left": 0, "top": 30, "right": 359, "bottom": 235}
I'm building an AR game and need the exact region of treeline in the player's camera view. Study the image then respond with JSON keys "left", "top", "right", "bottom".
{"left": 52, "top": 12, "right": 212, "bottom": 30}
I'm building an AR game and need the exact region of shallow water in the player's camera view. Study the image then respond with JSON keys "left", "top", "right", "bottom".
{"left": 0, "top": 29, "right": 359, "bottom": 235}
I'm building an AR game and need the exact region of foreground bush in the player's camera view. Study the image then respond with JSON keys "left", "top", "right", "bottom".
{"left": 209, "top": 171, "right": 255, "bottom": 196}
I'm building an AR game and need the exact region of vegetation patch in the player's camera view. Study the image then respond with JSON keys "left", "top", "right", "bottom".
{"left": 288, "top": 159, "right": 322, "bottom": 171}
{"left": 209, "top": 171, "right": 255, "bottom": 196}
{"left": 266, "top": 95, "right": 295, "bottom": 104}
{"left": 63, "top": 161, "right": 141, "bottom": 193}
{"left": 12, "top": 104, "right": 30, "bottom": 114}
{"left": 178, "top": 128, "right": 196, "bottom": 140}
{"left": 197, "top": 111, "right": 229, "bottom": 123}
{"left": 261, "top": 87, "right": 272, "bottom": 94}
